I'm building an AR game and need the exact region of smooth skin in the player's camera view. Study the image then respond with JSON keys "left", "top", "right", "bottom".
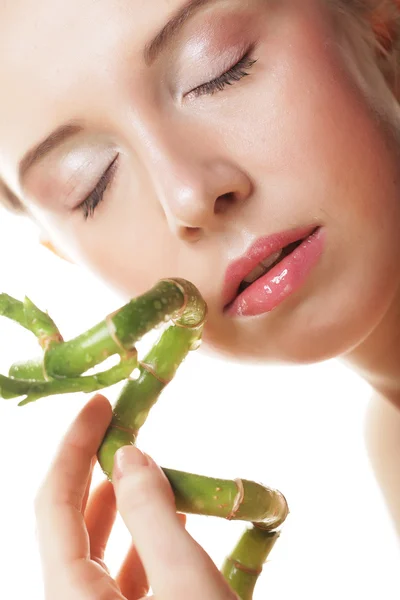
{"left": 2, "top": 0, "right": 400, "bottom": 597}
{"left": 1, "top": 0, "right": 400, "bottom": 383}
{"left": 35, "top": 393, "right": 238, "bottom": 600}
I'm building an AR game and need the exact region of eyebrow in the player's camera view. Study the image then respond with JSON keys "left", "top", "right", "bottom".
{"left": 18, "top": 123, "right": 84, "bottom": 186}
{"left": 144, "top": 0, "right": 217, "bottom": 66}
{"left": 18, "top": 0, "right": 217, "bottom": 185}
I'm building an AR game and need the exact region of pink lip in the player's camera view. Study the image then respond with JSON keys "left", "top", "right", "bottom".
{"left": 223, "top": 225, "right": 325, "bottom": 316}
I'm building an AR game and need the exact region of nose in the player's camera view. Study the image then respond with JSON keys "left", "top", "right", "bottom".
{"left": 148, "top": 140, "right": 253, "bottom": 241}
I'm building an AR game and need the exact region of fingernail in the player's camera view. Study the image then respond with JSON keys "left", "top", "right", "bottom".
{"left": 113, "top": 446, "right": 149, "bottom": 481}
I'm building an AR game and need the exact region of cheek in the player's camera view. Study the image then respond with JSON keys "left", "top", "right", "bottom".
{"left": 70, "top": 203, "right": 176, "bottom": 298}
{"left": 227, "top": 15, "right": 400, "bottom": 235}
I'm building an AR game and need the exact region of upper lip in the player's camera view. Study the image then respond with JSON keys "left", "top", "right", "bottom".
{"left": 222, "top": 224, "right": 319, "bottom": 310}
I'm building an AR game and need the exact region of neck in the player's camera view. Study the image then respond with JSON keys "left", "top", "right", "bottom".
{"left": 340, "top": 285, "right": 400, "bottom": 409}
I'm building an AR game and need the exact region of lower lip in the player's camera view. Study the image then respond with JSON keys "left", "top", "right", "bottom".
{"left": 225, "top": 227, "right": 326, "bottom": 317}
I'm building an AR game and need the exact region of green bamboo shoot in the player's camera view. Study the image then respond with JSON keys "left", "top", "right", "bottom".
{"left": 0, "top": 277, "right": 288, "bottom": 599}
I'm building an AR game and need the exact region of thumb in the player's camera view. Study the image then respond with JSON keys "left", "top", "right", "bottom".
{"left": 112, "top": 446, "right": 234, "bottom": 600}
{"left": 113, "top": 446, "right": 176, "bottom": 514}
{"left": 111, "top": 446, "right": 181, "bottom": 594}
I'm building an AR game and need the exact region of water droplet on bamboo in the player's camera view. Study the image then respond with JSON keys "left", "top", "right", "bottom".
{"left": 189, "top": 339, "right": 202, "bottom": 351}
{"left": 134, "top": 410, "right": 149, "bottom": 429}
{"left": 193, "top": 498, "right": 205, "bottom": 510}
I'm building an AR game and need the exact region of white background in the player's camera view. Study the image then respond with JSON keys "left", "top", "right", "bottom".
{"left": 0, "top": 208, "right": 399, "bottom": 599}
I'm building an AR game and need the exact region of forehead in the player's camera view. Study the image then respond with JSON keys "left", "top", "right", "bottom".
{"left": 0, "top": 0, "right": 180, "bottom": 188}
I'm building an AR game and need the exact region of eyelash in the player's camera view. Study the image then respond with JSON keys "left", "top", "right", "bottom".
{"left": 78, "top": 51, "right": 257, "bottom": 220}
{"left": 189, "top": 50, "right": 257, "bottom": 98}
{"left": 77, "top": 154, "right": 119, "bottom": 221}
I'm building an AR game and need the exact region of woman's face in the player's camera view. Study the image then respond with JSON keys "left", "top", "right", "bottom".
{"left": 1, "top": 0, "right": 400, "bottom": 364}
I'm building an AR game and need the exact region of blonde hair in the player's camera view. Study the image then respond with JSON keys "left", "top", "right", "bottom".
{"left": 1, "top": 0, "right": 400, "bottom": 216}
{"left": 328, "top": 1, "right": 400, "bottom": 120}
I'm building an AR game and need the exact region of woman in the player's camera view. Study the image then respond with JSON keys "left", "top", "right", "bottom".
{"left": 1, "top": 0, "right": 400, "bottom": 598}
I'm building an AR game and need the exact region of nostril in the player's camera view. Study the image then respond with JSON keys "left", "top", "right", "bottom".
{"left": 182, "top": 226, "right": 202, "bottom": 242}
{"left": 214, "top": 192, "right": 236, "bottom": 215}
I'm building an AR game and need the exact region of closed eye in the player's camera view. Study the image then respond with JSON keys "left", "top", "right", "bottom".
{"left": 75, "top": 154, "right": 119, "bottom": 220}
{"left": 187, "top": 49, "right": 257, "bottom": 99}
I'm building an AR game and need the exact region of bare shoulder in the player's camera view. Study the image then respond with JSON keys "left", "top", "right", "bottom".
{"left": 364, "top": 391, "right": 400, "bottom": 538}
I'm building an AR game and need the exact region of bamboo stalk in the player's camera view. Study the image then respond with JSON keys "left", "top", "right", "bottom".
{"left": 0, "top": 277, "right": 288, "bottom": 599}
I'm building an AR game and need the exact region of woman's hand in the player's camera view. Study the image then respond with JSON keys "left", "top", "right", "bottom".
{"left": 34, "top": 394, "right": 238, "bottom": 599}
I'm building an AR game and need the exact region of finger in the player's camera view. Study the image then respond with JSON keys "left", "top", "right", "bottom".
{"left": 113, "top": 447, "right": 236, "bottom": 600}
{"left": 35, "top": 394, "right": 113, "bottom": 569}
{"left": 115, "top": 513, "right": 187, "bottom": 599}
{"left": 115, "top": 543, "right": 149, "bottom": 600}
{"left": 85, "top": 478, "right": 117, "bottom": 566}
{"left": 82, "top": 456, "right": 97, "bottom": 514}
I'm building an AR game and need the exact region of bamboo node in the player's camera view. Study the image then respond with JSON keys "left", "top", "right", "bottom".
{"left": 123, "top": 348, "right": 138, "bottom": 361}
{"left": 165, "top": 280, "right": 188, "bottom": 321}
{"left": 105, "top": 310, "right": 130, "bottom": 353}
{"left": 109, "top": 423, "right": 137, "bottom": 436}
{"left": 226, "top": 478, "right": 245, "bottom": 520}
{"left": 42, "top": 352, "right": 53, "bottom": 382}
{"left": 138, "top": 361, "right": 172, "bottom": 385}
{"left": 39, "top": 332, "right": 64, "bottom": 350}
{"left": 225, "top": 558, "right": 263, "bottom": 576}
{"left": 272, "top": 489, "right": 290, "bottom": 521}
{"left": 172, "top": 304, "right": 208, "bottom": 331}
